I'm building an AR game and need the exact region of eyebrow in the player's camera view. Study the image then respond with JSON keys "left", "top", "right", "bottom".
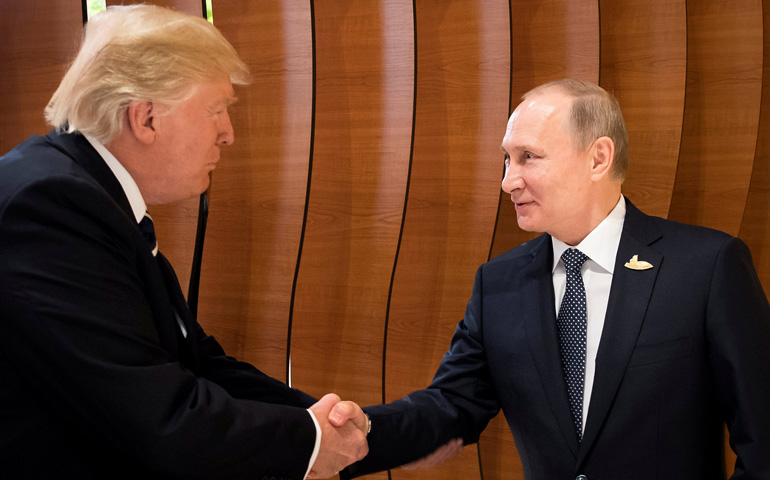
{"left": 500, "top": 143, "right": 536, "bottom": 154}
{"left": 210, "top": 96, "right": 238, "bottom": 110}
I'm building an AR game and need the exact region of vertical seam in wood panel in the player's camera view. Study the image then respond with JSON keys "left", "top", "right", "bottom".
{"left": 383, "top": 0, "right": 418, "bottom": 408}
{"left": 669, "top": 0, "right": 690, "bottom": 221}
{"left": 478, "top": 0, "right": 517, "bottom": 478}
{"left": 739, "top": 1, "right": 767, "bottom": 238}
{"left": 286, "top": 0, "right": 317, "bottom": 386}
{"left": 380, "top": 10, "right": 418, "bottom": 480}
{"left": 81, "top": 0, "right": 88, "bottom": 24}
{"left": 486, "top": 0, "right": 516, "bottom": 264}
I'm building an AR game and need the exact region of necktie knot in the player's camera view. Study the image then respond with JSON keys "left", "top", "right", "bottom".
{"left": 138, "top": 212, "right": 158, "bottom": 257}
{"left": 561, "top": 248, "right": 588, "bottom": 274}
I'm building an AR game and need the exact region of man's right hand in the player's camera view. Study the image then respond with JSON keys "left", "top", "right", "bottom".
{"left": 307, "top": 394, "right": 369, "bottom": 479}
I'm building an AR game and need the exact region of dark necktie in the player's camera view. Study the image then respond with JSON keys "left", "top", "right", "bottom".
{"left": 138, "top": 212, "right": 159, "bottom": 257}
{"left": 557, "top": 248, "right": 589, "bottom": 441}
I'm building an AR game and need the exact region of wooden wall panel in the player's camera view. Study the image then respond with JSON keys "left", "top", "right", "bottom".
{"left": 385, "top": 2, "right": 510, "bottom": 480}
{"left": 289, "top": 0, "right": 414, "bottom": 428}
{"left": 480, "top": 2, "right": 599, "bottom": 479}
{"left": 668, "top": 0, "right": 763, "bottom": 236}
{"left": 194, "top": 0, "right": 313, "bottom": 380}
{"left": 740, "top": 0, "right": 770, "bottom": 293}
{"left": 599, "top": 0, "right": 686, "bottom": 218}
{"left": 0, "top": 0, "right": 83, "bottom": 155}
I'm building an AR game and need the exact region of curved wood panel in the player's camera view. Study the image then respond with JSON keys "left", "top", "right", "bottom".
{"left": 490, "top": 0, "right": 600, "bottom": 259}
{"left": 194, "top": 0, "right": 313, "bottom": 380}
{"left": 290, "top": 0, "right": 414, "bottom": 423}
{"left": 481, "top": 2, "right": 599, "bottom": 479}
{"left": 668, "top": 0, "right": 763, "bottom": 236}
{"left": 599, "top": 0, "right": 686, "bottom": 218}
{"left": 0, "top": 0, "right": 83, "bottom": 154}
{"left": 104, "top": 0, "right": 206, "bottom": 299}
{"left": 385, "top": 2, "right": 510, "bottom": 480}
{"left": 740, "top": 0, "right": 770, "bottom": 294}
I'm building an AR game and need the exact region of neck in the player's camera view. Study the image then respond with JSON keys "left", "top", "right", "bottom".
{"left": 556, "top": 190, "right": 621, "bottom": 246}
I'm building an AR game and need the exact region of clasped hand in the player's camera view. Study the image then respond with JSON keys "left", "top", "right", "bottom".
{"left": 307, "top": 394, "right": 369, "bottom": 479}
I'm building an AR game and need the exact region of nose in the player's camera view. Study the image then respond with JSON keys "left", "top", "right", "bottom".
{"left": 501, "top": 161, "right": 524, "bottom": 194}
{"left": 217, "top": 111, "right": 235, "bottom": 146}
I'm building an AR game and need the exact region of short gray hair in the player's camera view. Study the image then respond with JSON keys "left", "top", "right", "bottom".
{"left": 45, "top": 4, "right": 251, "bottom": 143}
{"left": 523, "top": 79, "right": 628, "bottom": 182}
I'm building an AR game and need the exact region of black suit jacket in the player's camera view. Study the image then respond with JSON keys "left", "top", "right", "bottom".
{"left": 0, "top": 131, "right": 317, "bottom": 480}
{"left": 346, "top": 199, "right": 770, "bottom": 479}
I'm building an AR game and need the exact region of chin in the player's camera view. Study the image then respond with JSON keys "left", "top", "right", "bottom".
{"left": 516, "top": 217, "right": 539, "bottom": 233}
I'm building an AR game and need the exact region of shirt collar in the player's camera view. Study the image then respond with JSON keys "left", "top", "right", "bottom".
{"left": 552, "top": 195, "right": 626, "bottom": 274}
{"left": 84, "top": 134, "right": 147, "bottom": 223}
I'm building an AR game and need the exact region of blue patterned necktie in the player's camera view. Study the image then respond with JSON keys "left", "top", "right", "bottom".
{"left": 138, "top": 212, "right": 159, "bottom": 257}
{"left": 558, "top": 248, "right": 589, "bottom": 441}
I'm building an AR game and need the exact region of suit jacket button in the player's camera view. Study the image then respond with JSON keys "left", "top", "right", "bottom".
{"left": 576, "top": 476, "right": 588, "bottom": 480}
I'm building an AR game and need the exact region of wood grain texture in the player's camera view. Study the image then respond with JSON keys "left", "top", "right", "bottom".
{"left": 0, "top": 0, "right": 83, "bottom": 155}
{"left": 289, "top": 0, "right": 414, "bottom": 420}
{"left": 668, "top": 0, "right": 763, "bottom": 236}
{"left": 740, "top": 0, "right": 770, "bottom": 294}
{"left": 599, "top": 0, "right": 686, "bottom": 218}
{"left": 384, "top": 2, "right": 510, "bottom": 479}
{"left": 193, "top": 0, "right": 313, "bottom": 382}
{"left": 480, "top": 1, "right": 599, "bottom": 478}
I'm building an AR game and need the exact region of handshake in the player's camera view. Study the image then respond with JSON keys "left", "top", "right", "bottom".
{"left": 306, "top": 394, "right": 368, "bottom": 478}
{"left": 306, "top": 394, "right": 464, "bottom": 479}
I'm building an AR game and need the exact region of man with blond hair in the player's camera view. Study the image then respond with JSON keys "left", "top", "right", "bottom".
{"left": 342, "top": 79, "right": 770, "bottom": 479}
{"left": 0, "top": 5, "right": 366, "bottom": 479}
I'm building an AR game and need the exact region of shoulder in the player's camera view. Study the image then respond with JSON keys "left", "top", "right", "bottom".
{"left": 624, "top": 199, "right": 735, "bottom": 256}
{"left": 486, "top": 233, "right": 550, "bottom": 266}
{"left": 639, "top": 211, "right": 735, "bottom": 254}
{"left": 0, "top": 132, "right": 107, "bottom": 210}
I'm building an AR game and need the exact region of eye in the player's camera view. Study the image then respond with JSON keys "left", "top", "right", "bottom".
{"left": 503, "top": 154, "right": 510, "bottom": 168}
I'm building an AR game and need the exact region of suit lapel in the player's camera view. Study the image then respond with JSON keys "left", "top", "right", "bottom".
{"left": 156, "top": 252, "right": 200, "bottom": 365}
{"left": 577, "top": 201, "right": 663, "bottom": 464}
{"left": 523, "top": 235, "right": 581, "bottom": 458}
{"left": 44, "top": 131, "right": 193, "bottom": 361}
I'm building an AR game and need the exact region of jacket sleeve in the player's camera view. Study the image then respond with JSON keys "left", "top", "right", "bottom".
{"left": 0, "top": 175, "right": 316, "bottom": 480}
{"left": 706, "top": 237, "right": 770, "bottom": 479}
{"left": 344, "top": 265, "right": 500, "bottom": 478}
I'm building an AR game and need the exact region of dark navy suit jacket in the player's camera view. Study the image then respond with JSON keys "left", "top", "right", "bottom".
{"left": 347, "top": 198, "right": 770, "bottom": 479}
{"left": 0, "top": 131, "right": 317, "bottom": 480}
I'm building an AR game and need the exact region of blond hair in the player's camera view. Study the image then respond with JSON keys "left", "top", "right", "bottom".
{"left": 45, "top": 4, "right": 251, "bottom": 143}
{"left": 523, "top": 79, "right": 629, "bottom": 182}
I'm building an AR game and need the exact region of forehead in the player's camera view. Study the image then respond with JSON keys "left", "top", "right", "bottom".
{"left": 186, "top": 77, "right": 236, "bottom": 107}
{"left": 502, "top": 91, "right": 572, "bottom": 149}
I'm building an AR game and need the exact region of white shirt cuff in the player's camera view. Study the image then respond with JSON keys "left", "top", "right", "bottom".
{"left": 304, "top": 409, "right": 322, "bottom": 479}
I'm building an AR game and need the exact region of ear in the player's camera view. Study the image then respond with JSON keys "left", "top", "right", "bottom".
{"left": 125, "top": 100, "right": 157, "bottom": 145}
{"left": 589, "top": 136, "right": 615, "bottom": 181}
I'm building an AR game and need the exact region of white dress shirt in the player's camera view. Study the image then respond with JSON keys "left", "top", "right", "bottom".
{"left": 552, "top": 195, "right": 626, "bottom": 434}
{"left": 83, "top": 134, "right": 321, "bottom": 478}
